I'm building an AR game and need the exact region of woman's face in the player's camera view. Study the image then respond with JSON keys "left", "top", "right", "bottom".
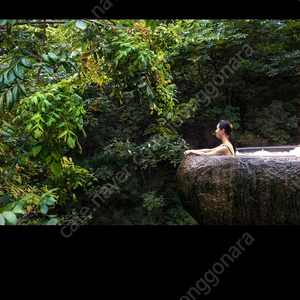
{"left": 215, "top": 123, "right": 224, "bottom": 138}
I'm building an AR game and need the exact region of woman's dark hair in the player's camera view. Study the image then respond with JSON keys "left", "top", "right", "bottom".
{"left": 219, "top": 120, "right": 236, "bottom": 154}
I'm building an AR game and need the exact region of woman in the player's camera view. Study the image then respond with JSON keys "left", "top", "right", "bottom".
{"left": 184, "top": 120, "right": 236, "bottom": 156}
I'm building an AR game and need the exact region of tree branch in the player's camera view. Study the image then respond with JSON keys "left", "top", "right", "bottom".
{"left": 16, "top": 206, "right": 35, "bottom": 224}
{"left": 103, "top": 20, "right": 117, "bottom": 36}
{"left": 0, "top": 21, "right": 66, "bottom": 33}
{"left": 15, "top": 21, "right": 66, "bottom": 25}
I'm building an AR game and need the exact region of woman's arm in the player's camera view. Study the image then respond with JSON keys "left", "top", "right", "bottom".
{"left": 195, "top": 149, "right": 212, "bottom": 153}
{"left": 204, "top": 144, "right": 224, "bottom": 152}
{"left": 184, "top": 149, "right": 207, "bottom": 155}
{"left": 184, "top": 145, "right": 223, "bottom": 156}
{"left": 196, "top": 147, "right": 227, "bottom": 156}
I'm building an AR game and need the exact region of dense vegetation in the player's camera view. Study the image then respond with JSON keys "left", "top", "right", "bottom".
{"left": 1, "top": 19, "right": 300, "bottom": 226}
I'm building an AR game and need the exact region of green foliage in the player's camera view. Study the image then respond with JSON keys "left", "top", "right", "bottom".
{"left": 26, "top": 209, "right": 92, "bottom": 225}
{"left": 0, "top": 20, "right": 78, "bottom": 116}
{"left": 167, "top": 19, "right": 300, "bottom": 147}
{"left": 0, "top": 182, "right": 58, "bottom": 225}
{"left": 141, "top": 191, "right": 166, "bottom": 211}
{"left": 201, "top": 105, "right": 241, "bottom": 130}
{"left": 71, "top": 19, "right": 178, "bottom": 118}
{"left": 245, "top": 100, "right": 299, "bottom": 144}
{"left": 0, "top": 20, "right": 89, "bottom": 223}
{"left": 47, "top": 157, "right": 96, "bottom": 205}
{"left": 13, "top": 78, "right": 86, "bottom": 176}
{"left": 0, "top": 200, "right": 24, "bottom": 225}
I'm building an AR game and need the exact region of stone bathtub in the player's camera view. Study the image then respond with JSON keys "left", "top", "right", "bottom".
{"left": 177, "top": 146, "right": 300, "bottom": 225}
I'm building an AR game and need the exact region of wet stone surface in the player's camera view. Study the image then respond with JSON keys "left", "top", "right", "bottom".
{"left": 177, "top": 154, "right": 300, "bottom": 225}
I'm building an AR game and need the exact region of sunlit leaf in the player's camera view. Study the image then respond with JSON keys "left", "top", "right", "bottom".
{"left": 3, "top": 211, "right": 17, "bottom": 225}
{"left": 57, "top": 130, "right": 68, "bottom": 139}
{"left": 75, "top": 20, "right": 87, "bottom": 30}
{"left": 67, "top": 135, "right": 75, "bottom": 148}
{"left": 44, "top": 196, "right": 55, "bottom": 206}
{"left": 46, "top": 218, "right": 58, "bottom": 225}
{"left": 34, "top": 128, "right": 42, "bottom": 139}
{"left": 39, "top": 202, "right": 48, "bottom": 214}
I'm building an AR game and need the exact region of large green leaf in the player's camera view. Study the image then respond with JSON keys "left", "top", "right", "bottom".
{"left": 2, "top": 211, "right": 17, "bottom": 225}
{"left": 60, "top": 20, "right": 75, "bottom": 30}
{"left": 12, "top": 86, "right": 19, "bottom": 102}
{"left": 18, "top": 84, "right": 27, "bottom": 96}
{"left": 7, "top": 20, "right": 17, "bottom": 25}
{"left": 44, "top": 66, "right": 54, "bottom": 75}
{"left": 31, "top": 112, "right": 41, "bottom": 121}
{"left": 51, "top": 150, "right": 61, "bottom": 161}
{"left": 46, "top": 218, "right": 58, "bottom": 225}
{"left": 20, "top": 48, "right": 32, "bottom": 56}
{"left": 50, "top": 160, "right": 62, "bottom": 176}
{"left": 45, "top": 155, "right": 52, "bottom": 165}
{"left": 57, "top": 129, "right": 68, "bottom": 139}
{"left": 4, "top": 70, "right": 15, "bottom": 86}
{"left": 42, "top": 188, "right": 59, "bottom": 197}
{"left": 6, "top": 90, "right": 13, "bottom": 109}
{"left": 31, "top": 144, "right": 42, "bottom": 157}
{"left": 20, "top": 58, "right": 32, "bottom": 69}
{"left": 75, "top": 20, "right": 87, "bottom": 30}
{"left": 48, "top": 52, "right": 59, "bottom": 62}
{"left": 12, "top": 201, "right": 25, "bottom": 212}
{"left": 56, "top": 122, "right": 65, "bottom": 129}
{"left": 3, "top": 120, "right": 17, "bottom": 131}
{"left": 20, "top": 194, "right": 34, "bottom": 201}
{"left": 0, "top": 129, "right": 11, "bottom": 137}
{"left": 44, "top": 196, "right": 55, "bottom": 206}
{"left": 39, "top": 202, "right": 48, "bottom": 214}
{"left": 146, "top": 20, "right": 153, "bottom": 28}
{"left": 67, "top": 135, "right": 75, "bottom": 148}
{"left": 146, "top": 84, "right": 154, "bottom": 98}
{"left": 151, "top": 21, "right": 158, "bottom": 33}
{"left": 13, "top": 63, "right": 24, "bottom": 79}
{"left": 42, "top": 54, "right": 51, "bottom": 64}
{"left": 2, "top": 202, "right": 15, "bottom": 212}
{"left": 34, "top": 128, "right": 42, "bottom": 139}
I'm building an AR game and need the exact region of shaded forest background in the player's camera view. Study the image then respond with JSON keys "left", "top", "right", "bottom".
{"left": 1, "top": 19, "right": 300, "bottom": 225}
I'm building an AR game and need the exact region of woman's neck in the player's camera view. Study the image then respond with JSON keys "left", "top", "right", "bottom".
{"left": 221, "top": 135, "right": 229, "bottom": 144}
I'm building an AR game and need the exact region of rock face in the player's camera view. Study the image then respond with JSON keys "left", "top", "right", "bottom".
{"left": 177, "top": 155, "right": 300, "bottom": 225}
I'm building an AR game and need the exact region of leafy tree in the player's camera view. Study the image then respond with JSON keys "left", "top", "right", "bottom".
{"left": 0, "top": 20, "right": 87, "bottom": 223}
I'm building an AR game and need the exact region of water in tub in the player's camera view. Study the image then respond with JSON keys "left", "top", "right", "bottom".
{"left": 236, "top": 147, "right": 300, "bottom": 156}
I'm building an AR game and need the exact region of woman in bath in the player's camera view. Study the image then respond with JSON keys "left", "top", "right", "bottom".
{"left": 184, "top": 120, "right": 236, "bottom": 156}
